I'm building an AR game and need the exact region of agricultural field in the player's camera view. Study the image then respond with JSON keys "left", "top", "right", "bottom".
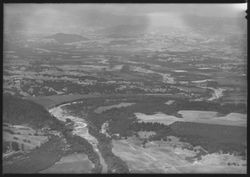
{"left": 3, "top": 124, "right": 49, "bottom": 156}
{"left": 40, "top": 153, "right": 94, "bottom": 173}
{"left": 112, "top": 136, "right": 246, "bottom": 173}
{"left": 3, "top": 135, "right": 66, "bottom": 174}
{"left": 134, "top": 111, "right": 246, "bottom": 127}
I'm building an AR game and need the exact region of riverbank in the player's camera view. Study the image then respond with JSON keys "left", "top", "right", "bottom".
{"left": 48, "top": 101, "right": 108, "bottom": 173}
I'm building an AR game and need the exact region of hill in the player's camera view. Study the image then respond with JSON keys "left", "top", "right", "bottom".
{"left": 45, "top": 33, "right": 88, "bottom": 43}
{"left": 3, "top": 94, "right": 61, "bottom": 129}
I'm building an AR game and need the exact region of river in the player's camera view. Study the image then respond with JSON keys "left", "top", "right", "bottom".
{"left": 207, "top": 87, "right": 226, "bottom": 101}
{"left": 49, "top": 102, "right": 108, "bottom": 173}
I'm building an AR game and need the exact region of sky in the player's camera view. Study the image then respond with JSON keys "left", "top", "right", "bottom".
{"left": 4, "top": 3, "right": 247, "bottom": 36}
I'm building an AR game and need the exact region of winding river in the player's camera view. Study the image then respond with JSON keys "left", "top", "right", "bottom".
{"left": 49, "top": 102, "right": 108, "bottom": 173}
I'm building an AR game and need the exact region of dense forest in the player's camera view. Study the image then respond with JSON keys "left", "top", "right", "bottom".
{"left": 89, "top": 127, "right": 130, "bottom": 173}
{"left": 3, "top": 93, "right": 62, "bottom": 129}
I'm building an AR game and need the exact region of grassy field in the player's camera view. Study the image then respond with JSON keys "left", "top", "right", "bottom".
{"left": 3, "top": 135, "right": 66, "bottom": 174}
{"left": 134, "top": 112, "right": 184, "bottom": 126}
{"left": 24, "top": 94, "right": 93, "bottom": 109}
{"left": 40, "top": 153, "right": 94, "bottom": 173}
{"left": 112, "top": 136, "right": 246, "bottom": 173}
{"left": 3, "top": 124, "right": 48, "bottom": 153}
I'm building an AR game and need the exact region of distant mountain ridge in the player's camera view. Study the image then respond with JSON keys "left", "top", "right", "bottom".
{"left": 98, "top": 24, "right": 147, "bottom": 38}
{"left": 45, "top": 33, "right": 88, "bottom": 43}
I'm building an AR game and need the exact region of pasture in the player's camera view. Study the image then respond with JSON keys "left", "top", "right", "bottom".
{"left": 40, "top": 153, "right": 94, "bottom": 173}
{"left": 111, "top": 136, "right": 246, "bottom": 173}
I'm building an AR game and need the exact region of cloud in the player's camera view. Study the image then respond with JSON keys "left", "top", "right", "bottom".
{"left": 4, "top": 3, "right": 246, "bottom": 36}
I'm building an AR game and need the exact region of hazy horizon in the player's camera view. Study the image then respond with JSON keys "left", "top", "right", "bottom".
{"left": 4, "top": 3, "right": 247, "bottom": 36}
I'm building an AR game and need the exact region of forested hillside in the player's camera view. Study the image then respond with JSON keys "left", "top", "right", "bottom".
{"left": 3, "top": 94, "right": 61, "bottom": 129}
